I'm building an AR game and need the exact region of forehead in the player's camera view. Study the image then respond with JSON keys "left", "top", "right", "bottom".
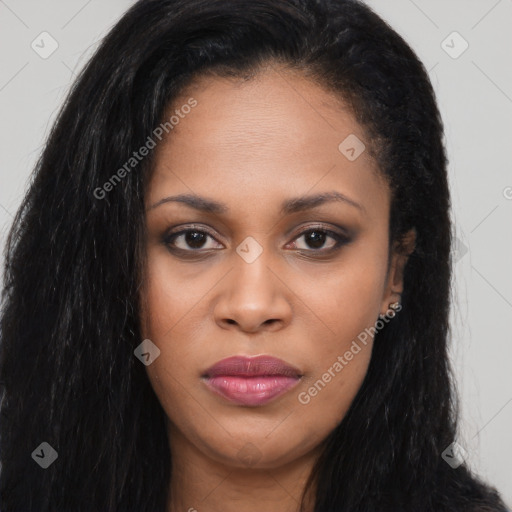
{"left": 147, "top": 67, "right": 389, "bottom": 222}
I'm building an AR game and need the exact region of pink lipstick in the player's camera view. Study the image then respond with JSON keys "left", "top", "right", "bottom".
{"left": 201, "top": 355, "right": 302, "bottom": 407}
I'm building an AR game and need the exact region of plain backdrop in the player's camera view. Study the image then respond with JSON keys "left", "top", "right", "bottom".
{"left": 0, "top": 0, "right": 511, "bottom": 505}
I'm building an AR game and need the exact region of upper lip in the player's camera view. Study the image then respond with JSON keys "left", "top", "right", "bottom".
{"left": 202, "top": 355, "right": 302, "bottom": 378}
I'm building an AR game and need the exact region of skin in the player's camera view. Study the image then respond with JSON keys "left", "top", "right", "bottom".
{"left": 140, "top": 64, "right": 416, "bottom": 512}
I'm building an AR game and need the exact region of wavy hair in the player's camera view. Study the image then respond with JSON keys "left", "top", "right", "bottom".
{"left": 0, "top": 0, "right": 508, "bottom": 510}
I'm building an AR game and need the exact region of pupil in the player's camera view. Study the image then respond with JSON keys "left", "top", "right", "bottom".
{"left": 183, "top": 230, "right": 327, "bottom": 250}
{"left": 307, "top": 230, "right": 325, "bottom": 249}
{"left": 186, "top": 231, "right": 206, "bottom": 248}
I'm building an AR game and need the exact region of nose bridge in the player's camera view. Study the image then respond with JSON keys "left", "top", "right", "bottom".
{"left": 214, "top": 237, "right": 291, "bottom": 331}
{"left": 230, "top": 238, "right": 276, "bottom": 302}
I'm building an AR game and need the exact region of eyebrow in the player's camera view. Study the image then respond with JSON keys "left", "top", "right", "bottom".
{"left": 148, "top": 191, "right": 366, "bottom": 216}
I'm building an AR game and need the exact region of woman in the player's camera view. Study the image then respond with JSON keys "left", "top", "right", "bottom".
{"left": 0, "top": 0, "right": 509, "bottom": 510}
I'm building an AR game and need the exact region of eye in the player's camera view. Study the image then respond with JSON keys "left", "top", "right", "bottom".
{"left": 163, "top": 226, "right": 223, "bottom": 253}
{"left": 287, "top": 226, "right": 350, "bottom": 252}
{"left": 163, "top": 224, "right": 351, "bottom": 257}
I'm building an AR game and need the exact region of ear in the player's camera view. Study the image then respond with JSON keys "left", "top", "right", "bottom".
{"left": 379, "top": 228, "right": 416, "bottom": 317}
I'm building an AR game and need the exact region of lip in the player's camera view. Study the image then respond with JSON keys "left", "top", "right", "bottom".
{"left": 201, "top": 355, "right": 302, "bottom": 407}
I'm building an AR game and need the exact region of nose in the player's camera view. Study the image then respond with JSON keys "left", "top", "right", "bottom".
{"left": 213, "top": 251, "right": 292, "bottom": 334}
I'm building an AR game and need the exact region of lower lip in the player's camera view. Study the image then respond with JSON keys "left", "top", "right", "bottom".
{"left": 202, "top": 375, "right": 301, "bottom": 406}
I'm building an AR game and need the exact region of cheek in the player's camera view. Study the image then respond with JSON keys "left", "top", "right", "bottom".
{"left": 141, "top": 269, "right": 204, "bottom": 396}
{"left": 141, "top": 267, "right": 208, "bottom": 448}
{"left": 298, "top": 337, "right": 373, "bottom": 413}
{"left": 297, "top": 278, "right": 376, "bottom": 407}
{"left": 292, "top": 253, "right": 385, "bottom": 341}
{"left": 138, "top": 233, "right": 387, "bottom": 468}
{"left": 290, "top": 258, "right": 383, "bottom": 414}
{"left": 140, "top": 252, "right": 171, "bottom": 337}
{"left": 140, "top": 250, "right": 212, "bottom": 339}
{"left": 139, "top": 255, "right": 198, "bottom": 397}
{"left": 144, "top": 357, "right": 221, "bottom": 465}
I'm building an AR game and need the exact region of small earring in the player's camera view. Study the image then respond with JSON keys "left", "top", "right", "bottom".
{"left": 378, "top": 301, "right": 401, "bottom": 320}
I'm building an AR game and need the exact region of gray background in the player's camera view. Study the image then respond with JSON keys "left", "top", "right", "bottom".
{"left": 0, "top": 0, "right": 510, "bottom": 505}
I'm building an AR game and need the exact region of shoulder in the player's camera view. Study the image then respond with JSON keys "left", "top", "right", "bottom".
{"left": 431, "top": 464, "right": 509, "bottom": 512}
{"left": 459, "top": 491, "right": 510, "bottom": 512}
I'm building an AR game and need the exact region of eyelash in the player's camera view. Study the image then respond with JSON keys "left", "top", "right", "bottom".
{"left": 162, "top": 224, "right": 351, "bottom": 258}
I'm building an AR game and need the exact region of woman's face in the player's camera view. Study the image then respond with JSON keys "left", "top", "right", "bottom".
{"left": 141, "top": 67, "right": 413, "bottom": 470}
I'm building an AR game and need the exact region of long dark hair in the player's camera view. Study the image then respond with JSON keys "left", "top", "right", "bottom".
{"left": 0, "top": 0, "right": 508, "bottom": 510}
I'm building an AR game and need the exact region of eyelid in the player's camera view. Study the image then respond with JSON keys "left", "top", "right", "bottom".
{"left": 286, "top": 224, "right": 350, "bottom": 251}
{"left": 163, "top": 222, "right": 351, "bottom": 253}
{"left": 290, "top": 223, "right": 349, "bottom": 238}
{"left": 163, "top": 223, "right": 224, "bottom": 250}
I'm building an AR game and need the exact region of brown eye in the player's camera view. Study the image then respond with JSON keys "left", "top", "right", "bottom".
{"left": 164, "top": 227, "right": 223, "bottom": 252}
{"left": 301, "top": 230, "right": 330, "bottom": 249}
{"left": 181, "top": 230, "right": 208, "bottom": 249}
{"left": 163, "top": 224, "right": 351, "bottom": 258}
{"left": 290, "top": 227, "right": 350, "bottom": 252}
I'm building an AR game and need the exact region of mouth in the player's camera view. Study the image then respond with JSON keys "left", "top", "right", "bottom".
{"left": 201, "top": 355, "right": 303, "bottom": 407}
